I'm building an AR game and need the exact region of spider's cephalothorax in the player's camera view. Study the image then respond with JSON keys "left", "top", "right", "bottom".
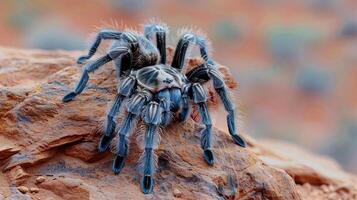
{"left": 62, "top": 22, "right": 246, "bottom": 194}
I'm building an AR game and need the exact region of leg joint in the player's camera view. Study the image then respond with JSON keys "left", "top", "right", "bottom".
{"left": 144, "top": 102, "right": 162, "bottom": 125}
{"left": 108, "top": 47, "right": 130, "bottom": 60}
{"left": 209, "top": 69, "right": 225, "bottom": 89}
{"left": 127, "top": 94, "right": 147, "bottom": 114}
{"left": 192, "top": 83, "right": 207, "bottom": 103}
{"left": 118, "top": 75, "right": 136, "bottom": 96}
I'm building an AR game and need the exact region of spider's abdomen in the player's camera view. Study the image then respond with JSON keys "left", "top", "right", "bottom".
{"left": 136, "top": 65, "right": 185, "bottom": 93}
{"left": 133, "top": 37, "right": 159, "bottom": 68}
{"left": 110, "top": 36, "right": 159, "bottom": 71}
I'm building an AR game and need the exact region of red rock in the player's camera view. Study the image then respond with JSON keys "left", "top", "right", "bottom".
{"left": 8, "top": 165, "right": 30, "bottom": 185}
{"left": 29, "top": 187, "right": 40, "bottom": 193}
{"left": 17, "top": 186, "right": 29, "bottom": 194}
{"left": 0, "top": 47, "right": 355, "bottom": 199}
{"left": 64, "top": 141, "right": 105, "bottom": 163}
{"left": 0, "top": 139, "right": 20, "bottom": 160}
{"left": 173, "top": 188, "right": 183, "bottom": 198}
{"left": 35, "top": 176, "right": 46, "bottom": 184}
{"left": 38, "top": 177, "right": 91, "bottom": 200}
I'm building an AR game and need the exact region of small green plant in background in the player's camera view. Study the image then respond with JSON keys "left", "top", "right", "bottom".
{"left": 322, "top": 118, "right": 357, "bottom": 173}
{"left": 25, "top": 22, "right": 86, "bottom": 50}
{"left": 294, "top": 66, "right": 333, "bottom": 96}
{"left": 106, "top": 0, "right": 148, "bottom": 13}
{"left": 4, "top": 0, "right": 85, "bottom": 50}
{"left": 212, "top": 20, "right": 242, "bottom": 42}
{"left": 265, "top": 25, "right": 322, "bottom": 63}
{"left": 339, "top": 19, "right": 357, "bottom": 38}
{"left": 5, "top": 0, "right": 43, "bottom": 30}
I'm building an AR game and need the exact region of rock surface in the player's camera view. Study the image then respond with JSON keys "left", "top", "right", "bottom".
{"left": 0, "top": 47, "right": 356, "bottom": 199}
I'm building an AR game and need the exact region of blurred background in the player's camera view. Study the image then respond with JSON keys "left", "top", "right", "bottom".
{"left": 0, "top": 0, "right": 356, "bottom": 173}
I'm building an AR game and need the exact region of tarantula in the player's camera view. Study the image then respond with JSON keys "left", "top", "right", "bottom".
{"left": 62, "top": 22, "right": 246, "bottom": 194}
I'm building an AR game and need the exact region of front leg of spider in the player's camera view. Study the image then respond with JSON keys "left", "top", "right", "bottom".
{"left": 98, "top": 74, "right": 137, "bottom": 152}
{"left": 141, "top": 101, "right": 162, "bottom": 194}
{"left": 112, "top": 91, "right": 151, "bottom": 174}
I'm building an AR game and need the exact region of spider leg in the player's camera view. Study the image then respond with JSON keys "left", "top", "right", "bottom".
{"left": 209, "top": 68, "right": 246, "bottom": 147}
{"left": 111, "top": 91, "right": 152, "bottom": 174}
{"left": 191, "top": 83, "right": 214, "bottom": 165}
{"left": 62, "top": 46, "right": 131, "bottom": 102}
{"left": 178, "top": 84, "right": 190, "bottom": 121}
{"left": 77, "top": 30, "right": 123, "bottom": 64}
{"left": 171, "top": 33, "right": 212, "bottom": 70}
{"left": 98, "top": 74, "right": 137, "bottom": 152}
{"left": 186, "top": 62, "right": 246, "bottom": 147}
{"left": 144, "top": 23, "right": 168, "bottom": 64}
{"left": 172, "top": 31, "right": 243, "bottom": 146}
{"left": 140, "top": 101, "right": 162, "bottom": 194}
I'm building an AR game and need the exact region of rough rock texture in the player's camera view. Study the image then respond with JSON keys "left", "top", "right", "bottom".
{"left": 0, "top": 47, "right": 356, "bottom": 200}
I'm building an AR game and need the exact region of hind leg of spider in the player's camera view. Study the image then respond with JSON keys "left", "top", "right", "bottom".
{"left": 209, "top": 68, "right": 246, "bottom": 147}
{"left": 63, "top": 46, "right": 131, "bottom": 102}
{"left": 77, "top": 30, "right": 124, "bottom": 64}
{"left": 191, "top": 83, "right": 214, "bottom": 165}
{"left": 112, "top": 92, "right": 151, "bottom": 174}
{"left": 98, "top": 75, "right": 137, "bottom": 152}
{"left": 144, "top": 23, "right": 168, "bottom": 64}
{"left": 139, "top": 101, "right": 162, "bottom": 194}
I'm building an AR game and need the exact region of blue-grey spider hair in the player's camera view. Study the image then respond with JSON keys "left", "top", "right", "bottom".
{"left": 62, "top": 22, "right": 246, "bottom": 194}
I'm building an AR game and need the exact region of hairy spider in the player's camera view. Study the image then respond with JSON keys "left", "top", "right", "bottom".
{"left": 62, "top": 22, "right": 246, "bottom": 194}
